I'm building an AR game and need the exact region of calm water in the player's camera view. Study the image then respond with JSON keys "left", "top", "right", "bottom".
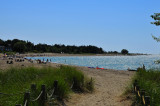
{"left": 26, "top": 55, "right": 160, "bottom": 70}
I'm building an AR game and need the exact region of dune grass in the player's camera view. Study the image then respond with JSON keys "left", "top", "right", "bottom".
{"left": 132, "top": 68, "right": 160, "bottom": 105}
{"left": 0, "top": 66, "right": 94, "bottom": 106}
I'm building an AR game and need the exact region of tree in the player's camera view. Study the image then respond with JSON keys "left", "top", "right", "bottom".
{"left": 13, "top": 42, "right": 26, "bottom": 53}
{"left": 0, "top": 39, "right": 4, "bottom": 46}
{"left": 121, "top": 49, "right": 128, "bottom": 54}
{"left": 4, "top": 40, "right": 12, "bottom": 47}
{"left": 151, "top": 13, "right": 160, "bottom": 41}
{"left": 11, "top": 39, "right": 21, "bottom": 48}
{"left": 151, "top": 13, "right": 160, "bottom": 63}
{"left": 26, "top": 41, "right": 34, "bottom": 52}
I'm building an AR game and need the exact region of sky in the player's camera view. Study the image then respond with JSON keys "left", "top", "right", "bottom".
{"left": 0, "top": 0, "right": 160, "bottom": 54}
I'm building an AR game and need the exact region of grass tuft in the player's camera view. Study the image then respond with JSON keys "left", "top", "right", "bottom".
{"left": 131, "top": 68, "right": 160, "bottom": 105}
{"left": 0, "top": 66, "right": 94, "bottom": 105}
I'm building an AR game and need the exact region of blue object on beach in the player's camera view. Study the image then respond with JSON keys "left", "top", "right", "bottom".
{"left": 88, "top": 67, "right": 95, "bottom": 68}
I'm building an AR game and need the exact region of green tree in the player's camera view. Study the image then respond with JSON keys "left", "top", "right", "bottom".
{"left": 151, "top": 13, "right": 160, "bottom": 41}
{"left": 4, "top": 40, "right": 12, "bottom": 47}
{"left": 26, "top": 41, "right": 34, "bottom": 52}
{"left": 13, "top": 42, "right": 26, "bottom": 53}
{"left": 11, "top": 39, "right": 21, "bottom": 48}
{"left": 0, "top": 39, "right": 4, "bottom": 46}
{"left": 151, "top": 13, "right": 160, "bottom": 63}
{"left": 121, "top": 49, "right": 128, "bottom": 54}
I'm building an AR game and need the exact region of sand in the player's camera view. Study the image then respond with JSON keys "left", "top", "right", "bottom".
{"left": 0, "top": 54, "right": 135, "bottom": 106}
{"left": 64, "top": 67, "right": 134, "bottom": 106}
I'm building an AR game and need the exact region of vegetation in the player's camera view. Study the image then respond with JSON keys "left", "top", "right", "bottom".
{"left": 151, "top": 13, "right": 160, "bottom": 27}
{"left": 151, "top": 13, "right": 160, "bottom": 63}
{"left": 132, "top": 68, "right": 160, "bottom": 105}
{"left": 0, "top": 38, "right": 130, "bottom": 55}
{"left": 0, "top": 39, "right": 104, "bottom": 54}
{"left": 128, "top": 13, "right": 160, "bottom": 105}
{"left": 121, "top": 49, "right": 129, "bottom": 55}
{"left": 0, "top": 66, "right": 94, "bottom": 106}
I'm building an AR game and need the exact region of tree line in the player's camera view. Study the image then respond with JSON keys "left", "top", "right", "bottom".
{"left": 0, "top": 39, "right": 105, "bottom": 54}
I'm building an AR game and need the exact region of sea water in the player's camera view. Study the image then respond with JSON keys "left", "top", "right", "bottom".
{"left": 26, "top": 55, "right": 160, "bottom": 70}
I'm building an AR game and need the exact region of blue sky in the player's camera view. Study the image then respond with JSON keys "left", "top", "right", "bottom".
{"left": 0, "top": 0, "right": 160, "bottom": 54}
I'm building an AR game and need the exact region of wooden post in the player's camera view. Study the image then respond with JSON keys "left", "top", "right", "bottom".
{"left": 145, "top": 96, "right": 150, "bottom": 106}
{"left": 140, "top": 90, "right": 145, "bottom": 105}
{"left": 54, "top": 80, "right": 58, "bottom": 95}
{"left": 136, "top": 85, "right": 140, "bottom": 98}
{"left": 40, "top": 84, "right": 46, "bottom": 106}
{"left": 133, "top": 81, "right": 137, "bottom": 93}
{"left": 23, "top": 92, "right": 30, "bottom": 106}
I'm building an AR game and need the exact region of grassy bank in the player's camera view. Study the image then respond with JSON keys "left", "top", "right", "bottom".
{"left": 0, "top": 66, "right": 94, "bottom": 106}
{"left": 132, "top": 68, "right": 160, "bottom": 105}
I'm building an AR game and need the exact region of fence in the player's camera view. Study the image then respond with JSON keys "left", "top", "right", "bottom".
{"left": 16, "top": 80, "right": 57, "bottom": 106}
{"left": 1, "top": 79, "right": 76, "bottom": 106}
{"left": 133, "top": 80, "right": 150, "bottom": 106}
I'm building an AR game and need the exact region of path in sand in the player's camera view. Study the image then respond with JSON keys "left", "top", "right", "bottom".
{"left": 65, "top": 67, "right": 135, "bottom": 106}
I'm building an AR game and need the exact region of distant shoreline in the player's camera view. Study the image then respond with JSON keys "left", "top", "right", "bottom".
{"left": 17, "top": 53, "right": 148, "bottom": 57}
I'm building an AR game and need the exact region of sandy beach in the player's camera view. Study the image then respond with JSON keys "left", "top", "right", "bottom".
{"left": 0, "top": 54, "right": 135, "bottom": 106}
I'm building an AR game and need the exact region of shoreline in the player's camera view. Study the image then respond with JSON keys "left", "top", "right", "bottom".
{"left": 0, "top": 53, "right": 137, "bottom": 71}
{"left": 18, "top": 53, "right": 148, "bottom": 57}
{"left": 1, "top": 53, "right": 148, "bottom": 71}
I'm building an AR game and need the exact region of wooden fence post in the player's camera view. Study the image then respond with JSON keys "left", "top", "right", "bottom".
{"left": 23, "top": 92, "right": 30, "bottom": 106}
{"left": 140, "top": 90, "right": 145, "bottom": 105}
{"left": 40, "top": 84, "right": 46, "bottom": 106}
{"left": 133, "top": 80, "right": 137, "bottom": 93}
{"left": 145, "top": 96, "right": 150, "bottom": 106}
{"left": 54, "top": 80, "right": 58, "bottom": 95}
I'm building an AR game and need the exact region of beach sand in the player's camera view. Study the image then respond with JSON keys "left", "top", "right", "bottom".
{"left": 64, "top": 67, "right": 134, "bottom": 106}
{"left": 0, "top": 54, "right": 135, "bottom": 106}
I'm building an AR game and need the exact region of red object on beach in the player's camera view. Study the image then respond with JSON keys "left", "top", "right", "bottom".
{"left": 96, "top": 67, "right": 104, "bottom": 69}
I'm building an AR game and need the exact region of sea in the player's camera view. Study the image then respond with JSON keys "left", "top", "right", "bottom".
{"left": 26, "top": 55, "right": 160, "bottom": 70}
